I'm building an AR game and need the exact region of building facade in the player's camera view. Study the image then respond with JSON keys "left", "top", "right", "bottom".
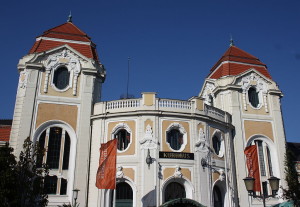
{"left": 10, "top": 20, "right": 287, "bottom": 207}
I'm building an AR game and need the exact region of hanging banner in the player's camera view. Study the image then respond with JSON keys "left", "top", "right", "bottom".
{"left": 244, "top": 145, "right": 261, "bottom": 192}
{"left": 96, "top": 139, "right": 117, "bottom": 189}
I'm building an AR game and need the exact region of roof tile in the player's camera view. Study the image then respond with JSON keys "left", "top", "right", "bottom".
{"left": 208, "top": 46, "right": 271, "bottom": 79}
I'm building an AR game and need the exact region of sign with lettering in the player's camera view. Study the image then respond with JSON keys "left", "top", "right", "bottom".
{"left": 159, "top": 151, "right": 194, "bottom": 160}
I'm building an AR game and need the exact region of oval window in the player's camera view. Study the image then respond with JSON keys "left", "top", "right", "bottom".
{"left": 248, "top": 87, "right": 259, "bottom": 108}
{"left": 167, "top": 129, "right": 183, "bottom": 151}
{"left": 53, "top": 67, "right": 70, "bottom": 90}
{"left": 212, "top": 135, "right": 221, "bottom": 155}
{"left": 115, "top": 129, "right": 131, "bottom": 151}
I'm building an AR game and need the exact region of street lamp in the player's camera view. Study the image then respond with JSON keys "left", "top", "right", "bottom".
{"left": 72, "top": 188, "right": 80, "bottom": 207}
{"left": 243, "top": 176, "right": 280, "bottom": 207}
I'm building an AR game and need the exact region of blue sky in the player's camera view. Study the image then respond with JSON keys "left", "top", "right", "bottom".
{"left": 1, "top": 1, "right": 299, "bottom": 142}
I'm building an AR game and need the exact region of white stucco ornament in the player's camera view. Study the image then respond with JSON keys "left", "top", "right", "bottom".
{"left": 218, "top": 169, "right": 225, "bottom": 181}
{"left": 174, "top": 166, "right": 183, "bottom": 178}
{"left": 202, "top": 82, "right": 216, "bottom": 105}
{"left": 140, "top": 124, "right": 158, "bottom": 149}
{"left": 43, "top": 49, "right": 81, "bottom": 95}
{"left": 195, "top": 128, "right": 209, "bottom": 152}
{"left": 116, "top": 166, "right": 124, "bottom": 178}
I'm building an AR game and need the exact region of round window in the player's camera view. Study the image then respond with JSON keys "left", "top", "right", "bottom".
{"left": 115, "top": 129, "right": 131, "bottom": 151}
{"left": 248, "top": 87, "right": 259, "bottom": 108}
{"left": 53, "top": 67, "right": 70, "bottom": 90}
{"left": 167, "top": 129, "right": 183, "bottom": 151}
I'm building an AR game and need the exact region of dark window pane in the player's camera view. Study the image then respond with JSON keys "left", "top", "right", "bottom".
{"left": 63, "top": 132, "right": 70, "bottom": 170}
{"left": 44, "top": 176, "right": 57, "bottom": 194}
{"left": 256, "top": 141, "right": 266, "bottom": 176}
{"left": 116, "top": 182, "right": 133, "bottom": 200}
{"left": 262, "top": 181, "right": 268, "bottom": 196}
{"left": 164, "top": 182, "right": 186, "bottom": 202}
{"left": 115, "top": 129, "right": 130, "bottom": 151}
{"left": 213, "top": 136, "right": 221, "bottom": 155}
{"left": 213, "top": 186, "right": 223, "bottom": 207}
{"left": 47, "top": 127, "right": 62, "bottom": 169}
{"left": 266, "top": 146, "right": 273, "bottom": 176}
{"left": 167, "top": 129, "right": 183, "bottom": 150}
{"left": 116, "top": 182, "right": 133, "bottom": 207}
{"left": 37, "top": 131, "right": 46, "bottom": 168}
{"left": 53, "top": 67, "right": 70, "bottom": 90}
{"left": 248, "top": 87, "right": 259, "bottom": 108}
{"left": 60, "top": 178, "right": 68, "bottom": 195}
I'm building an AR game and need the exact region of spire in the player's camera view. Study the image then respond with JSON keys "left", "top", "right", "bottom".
{"left": 67, "top": 11, "right": 72, "bottom": 22}
{"left": 230, "top": 35, "right": 234, "bottom": 46}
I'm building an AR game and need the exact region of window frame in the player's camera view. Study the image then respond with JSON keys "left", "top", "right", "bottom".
{"left": 165, "top": 122, "right": 187, "bottom": 152}
{"left": 211, "top": 130, "right": 225, "bottom": 158}
{"left": 34, "top": 121, "right": 77, "bottom": 204}
{"left": 247, "top": 86, "right": 263, "bottom": 109}
{"left": 111, "top": 123, "right": 133, "bottom": 153}
{"left": 50, "top": 64, "right": 73, "bottom": 92}
{"left": 247, "top": 135, "right": 278, "bottom": 195}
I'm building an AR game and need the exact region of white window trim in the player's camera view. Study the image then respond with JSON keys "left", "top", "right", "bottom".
{"left": 33, "top": 120, "right": 77, "bottom": 204}
{"left": 165, "top": 122, "right": 187, "bottom": 152}
{"left": 50, "top": 64, "right": 73, "bottom": 92}
{"left": 211, "top": 129, "right": 225, "bottom": 158}
{"left": 246, "top": 135, "right": 280, "bottom": 184}
{"left": 246, "top": 86, "right": 264, "bottom": 110}
{"left": 161, "top": 176, "right": 194, "bottom": 203}
{"left": 111, "top": 122, "right": 133, "bottom": 153}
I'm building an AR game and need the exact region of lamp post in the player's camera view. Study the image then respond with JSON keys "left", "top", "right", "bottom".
{"left": 72, "top": 189, "right": 80, "bottom": 207}
{"left": 243, "top": 176, "right": 280, "bottom": 207}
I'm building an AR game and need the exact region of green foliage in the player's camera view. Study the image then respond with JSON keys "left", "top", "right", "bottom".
{"left": 283, "top": 148, "right": 300, "bottom": 206}
{"left": 0, "top": 138, "right": 49, "bottom": 207}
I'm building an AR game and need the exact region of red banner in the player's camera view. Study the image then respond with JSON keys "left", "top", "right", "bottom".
{"left": 244, "top": 145, "right": 261, "bottom": 192}
{"left": 96, "top": 139, "right": 117, "bottom": 189}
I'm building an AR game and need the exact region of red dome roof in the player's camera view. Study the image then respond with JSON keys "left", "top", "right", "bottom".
{"left": 29, "top": 22, "right": 99, "bottom": 62}
{"left": 208, "top": 46, "right": 271, "bottom": 79}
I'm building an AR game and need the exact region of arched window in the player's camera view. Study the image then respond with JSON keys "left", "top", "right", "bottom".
{"left": 38, "top": 126, "right": 71, "bottom": 195}
{"left": 212, "top": 135, "right": 221, "bottom": 155}
{"left": 167, "top": 129, "right": 184, "bottom": 151}
{"left": 164, "top": 182, "right": 186, "bottom": 202}
{"left": 114, "top": 129, "right": 131, "bottom": 151}
{"left": 248, "top": 138, "right": 275, "bottom": 195}
{"left": 213, "top": 186, "right": 223, "bottom": 207}
{"left": 248, "top": 87, "right": 259, "bottom": 108}
{"left": 53, "top": 67, "right": 70, "bottom": 90}
{"left": 212, "top": 131, "right": 224, "bottom": 157}
{"left": 254, "top": 140, "right": 273, "bottom": 177}
{"left": 116, "top": 182, "right": 133, "bottom": 207}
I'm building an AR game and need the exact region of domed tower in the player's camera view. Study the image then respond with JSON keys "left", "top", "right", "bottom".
{"left": 200, "top": 43, "right": 286, "bottom": 206}
{"left": 10, "top": 18, "right": 105, "bottom": 206}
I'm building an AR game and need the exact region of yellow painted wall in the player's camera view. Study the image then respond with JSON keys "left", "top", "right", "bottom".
{"left": 162, "top": 120, "right": 190, "bottom": 153}
{"left": 108, "top": 120, "right": 136, "bottom": 156}
{"left": 244, "top": 120, "right": 274, "bottom": 142}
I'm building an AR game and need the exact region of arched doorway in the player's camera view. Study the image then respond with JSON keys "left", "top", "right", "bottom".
{"left": 116, "top": 182, "right": 133, "bottom": 207}
{"left": 213, "top": 185, "right": 223, "bottom": 207}
{"left": 164, "top": 182, "right": 186, "bottom": 202}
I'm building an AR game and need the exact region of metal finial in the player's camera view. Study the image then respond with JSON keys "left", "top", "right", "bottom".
{"left": 230, "top": 35, "right": 234, "bottom": 46}
{"left": 68, "top": 11, "right": 72, "bottom": 22}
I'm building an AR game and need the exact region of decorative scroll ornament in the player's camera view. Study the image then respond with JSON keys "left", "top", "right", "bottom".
{"left": 241, "top": 72, "right": 267, "bottom": 93}
{"left": 202, "top": 82, "right": 216, "bottom": 105}
{"left": 43, "top": 49, "right": 81, "bottom": 95}
{"left": 140, "top": 125, "right": 158, "bottom": 149}
{"left": 174, "top": 166, "right": 183, "bottom": 178}
{"left": 18, "top": 70, "right": 28, "bottom": 89}
{"left": 195, "top": 128, "right": 209, "bottom": 152}
{"left": 111, "top": 123, "right": 132, "bottom": 135}
{"left": 116, "top": 166, "right": 124, "bottom": 178}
